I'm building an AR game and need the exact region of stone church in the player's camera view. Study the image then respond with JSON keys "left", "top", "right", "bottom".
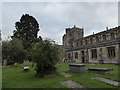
{"left": 62, "top": 25, "right": 120, "bottom": 64}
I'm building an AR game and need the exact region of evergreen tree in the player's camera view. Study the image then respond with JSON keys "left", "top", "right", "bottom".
{"left": 12, "top": 14, "right": 40, "bottom": 49}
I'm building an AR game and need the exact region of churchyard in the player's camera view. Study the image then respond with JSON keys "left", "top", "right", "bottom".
{"left": 2, "top": 62, "right": 119, "bottom": 88}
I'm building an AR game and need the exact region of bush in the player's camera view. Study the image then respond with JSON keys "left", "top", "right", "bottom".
{"left": 30, "top": 39, "right": 60, "bottom": 77}
{"left": 2, "top": 38, "right": 26, "bottom": 65}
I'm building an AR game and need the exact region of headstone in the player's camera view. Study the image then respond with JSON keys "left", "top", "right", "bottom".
{"left": 3, "top": 59, "right": 7, "bottom": 66}
{"left": 62, "top": 58, "right": 67, "bottom": 63}
{"left": 69, "top": 64, "right": 86, "bottom": 73}
{"left": 14, "top": 63, "right": 17, "bottom": 67}
{"left": 88, "top": 68, "right": 112, "bottom": 75}
{"left": 59, "top": 80, "right": 84, "bottom": 88}
{"left": 91, "top": 77, "right": 119, "bottom": 86}
{"left": 59, "top": 72, "right": 72, "bottom": 77}
{"left": 23, "top": 59, "right": 29, "bottom": 66}
{"left": 23, "top": 59, "right": 29, "bottom": 72}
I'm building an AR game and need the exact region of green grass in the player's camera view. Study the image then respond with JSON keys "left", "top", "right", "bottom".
{"left": 2, "top": 63, "right": 119, "bottom": 88}
{"left": 0, "top": 67, "right": 2, "bottom": 89}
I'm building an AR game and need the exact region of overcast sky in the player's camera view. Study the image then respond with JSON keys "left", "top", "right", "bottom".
{"left": 1, "top": 2, "right": 118, "bottom": 44}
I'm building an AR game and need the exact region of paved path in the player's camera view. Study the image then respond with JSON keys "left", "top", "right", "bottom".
{"left": 91, "top": 77, "right": 119, "bottom": 86}
{"left": 59, "top": 72, "right": 72, "bottom": 77}
{"left": 59, "top": 80, "right": 84, "bottom": 88}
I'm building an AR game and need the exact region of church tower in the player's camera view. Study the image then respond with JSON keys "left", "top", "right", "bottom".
{"left": 62, "top": 25, "right": 84, "bottom": 47}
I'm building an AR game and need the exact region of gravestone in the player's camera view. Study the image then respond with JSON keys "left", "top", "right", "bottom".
{"left": 69, "top": 64, "right": 86, "bottom": 73}
{"left": 3, "top": 59, "right": 7, "bottom": 66}
{"left": 23, "top": 59, "right": 29, "bottom": 66}
{"left": 62, "top": 58, "right": 68, "bottom": 63}
{"left": 59, "top": 72, "right": 72, "bottom": 77}
{"left": 13, "top": 63, "right": 17, "bottom": 67}
{"left": 88, "top": 68, "right": 113, "bottom": 75}
{"left": 91, "top": 77, "right": 119, "bottom": 86}
{"left": 59, "top": 80, "right": 84, "bottom": 88}
{"left": 23, "top": 59, "right": 29, "bottom": 72}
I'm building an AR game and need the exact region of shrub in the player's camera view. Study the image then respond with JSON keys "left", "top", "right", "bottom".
{"left": 30, "top": 39, "right": 60, "bottom": 77}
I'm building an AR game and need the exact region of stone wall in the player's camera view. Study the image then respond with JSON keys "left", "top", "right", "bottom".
{"left": 71, "top": 27, "right": 120, "bottom": 48}
{"left": 88, "top": 45, "right": 119, "bottom": 63}
{"left": 66, "top": 44, "right": 119, "bottom": 64}
{"left": 62, "top": 26, "right": 120, "bottom": 64}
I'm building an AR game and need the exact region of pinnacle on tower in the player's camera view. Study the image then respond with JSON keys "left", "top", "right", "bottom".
{"left": 74, "top": 25, "right": 76, "bottom": 28}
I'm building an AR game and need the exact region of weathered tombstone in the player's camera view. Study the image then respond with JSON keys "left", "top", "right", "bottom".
{"left": 13, "top": 63, "right": 17, "bottom": 67}
{"left": 3, "top": 59, "right": 7, "bottom": 66}
{"left": 62, "top": 58, "right": 67, "bottom": 63}
{"left": 23, "top": 59, "right": 29, "bottom": 72}
{"left": 59, "top": 80, "right": 85, "bottom": 88}
{"left": 23, "top": 59, "right": 29, "bottom": 66}
{"left": 88, "top": 68, "right": 113, "bottom": 75}
{"left": 69, "top": 64, "right": 86, "bottom": 73}
{"left": 91, "top": 77, "right": 119, "bottom": 86}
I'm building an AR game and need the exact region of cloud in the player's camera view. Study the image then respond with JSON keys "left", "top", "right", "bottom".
{"left": 0, "top": 3, "right": 2, "bottom": 30}
{"left": 2, "top": 2, "right": 118, "bottom": 44}
{"left": 1, "top": 0, "right": 119, "bottom": 2}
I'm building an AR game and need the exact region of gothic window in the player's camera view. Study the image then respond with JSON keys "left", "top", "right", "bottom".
{"left": 69, "top": 33, "right": 72, "bottom": 37}
{"left": 85, "top": 39, "right": 87, "bottom": 44}
{"left": 96, "top": 36, "right": 99, "bottom": 42}
{"left": 103, "top": 35, "right": 106, "bottom": 41}
{"left": 76, "top": 42, "right": 79, "bottom": 47}
{"left": 90, "top": 38, "right": 93, "bottom": 44}
{"left": 111, "top": 33, "right": 115, "bottom": 39}
{"left": 74, "top": 52, "right": 78, "bottom": 59}
{"left": 119, "top": 31, "right": 120, "bottom": 38}
{"left": 81, "top": 51, "right": 84, "bottom": 56}
{"left": 68, "top": 53, "right": 71, "bottom": 59}
{"left": 91, "top": 49, "right": 97, "bottom": 58}
{"left": 80, "top": 41, "right": 83, "bottom": 45}
{"left": 107, "top": 47, "right": 115, "bottom": 58}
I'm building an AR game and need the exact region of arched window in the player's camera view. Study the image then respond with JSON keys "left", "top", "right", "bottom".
{"left": 103, "top": 35, "right": 106, "bottom": 41}
{"left": 91, "top": 49, "right": 97, "bottom": 58}
{"left": 76, "top": 42, "right": 79, "bottom": 47}
{"left": 85, "top": 39, "right": 87, "bottom": 44}
{"left": 96, "top": 36, "right": 99, "bottom": 42}
{"left": 68, "top": 53, "right": 71, "bottom": 59}
{"left": 111, "top": 33, "right": 115, "bottom": 39}
{"left": 107, "top": 47, "right": 115, "bottom": 58}
{"left": 80, "top": 41, "right": 83, "bottom": 45}
{"left": 74, "top": 52, "right": 78, "bottom": 59}
{"left": 90, "top": 38, "right": 93, "bottom": 44}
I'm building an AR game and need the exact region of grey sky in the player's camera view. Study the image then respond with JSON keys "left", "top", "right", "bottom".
{"left": 2, "top": 2, "right": 118, "bottom": 44}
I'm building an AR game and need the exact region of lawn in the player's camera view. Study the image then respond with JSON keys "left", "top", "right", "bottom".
{"left": 2, "top": 63, "right": 119, "bottom": 88}
{"left": 0, "top": 67, "right": 2, "bottom": 89}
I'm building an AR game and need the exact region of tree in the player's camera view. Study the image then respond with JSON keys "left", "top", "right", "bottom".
{"left": 30, "top": 39, "right": 60, "bottom": 77}
{"left": 2, "top": 41, "right": 11, "bottom": 64}
{"left": 2, "top": 38, "right": 26, "bottom": 65}
{"left": 12, "top": 14, "right": 40, "bottom": 49}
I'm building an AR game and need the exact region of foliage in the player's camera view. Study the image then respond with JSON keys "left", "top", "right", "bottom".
{"left": 2, "top": 38, "right": 26, "bottom": 64}
{"left": 2, "top": 41, "right": 10, "bottom": 64}
{"left": 12, "top": 14, "right": 40, "bottom": 49}
{"left": 30, "top": 39, "right": 60, "bottom": 77}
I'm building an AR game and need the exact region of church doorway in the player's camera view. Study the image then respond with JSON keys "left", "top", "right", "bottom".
{"left": 81, "top": 51, "right": 85, "bottom": 63}
{"left": 82, "top": 57, "right": 85, "bottom": 63}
